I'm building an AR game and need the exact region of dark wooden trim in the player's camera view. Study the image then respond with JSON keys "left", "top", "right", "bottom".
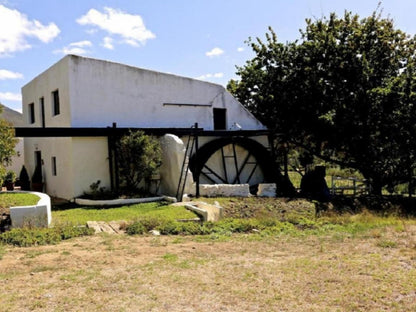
{"left": 14, "top": 127, "right": 270, "bottom": 138}
{"left": 163, "top": 103, "right": 212, "bottom": 107}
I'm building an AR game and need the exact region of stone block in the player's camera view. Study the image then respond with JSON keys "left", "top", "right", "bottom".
{"left": 257, "top": 183, "right": 277, "bottom": 197}
{"left": 199, "top": 184, "right": 250, "bottom": 197}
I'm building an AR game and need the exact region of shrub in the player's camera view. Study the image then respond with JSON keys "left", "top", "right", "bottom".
{"left": 126, "top": 222, "right": 146, "bottom": 235}
{"left": 116, "top": 130, "right": 162, "bottom": 194}
{"left": 18, "top": 165, "right": 30, "bottom": 190}
{"left": 4, "top": 170, "right": 16, "bottom": 183}
{"left": 0, "top": 226, "right": 94, "bottom": 247}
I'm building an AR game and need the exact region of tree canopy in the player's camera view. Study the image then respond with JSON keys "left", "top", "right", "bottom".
{"left": 0, "top": 105, "right": 17, "bottom": 184}
{"left": 116, "top": 130, "right": 162, "bottom": 194}
{"left": 228, "top": 10, "right": 416, "bottom": 194}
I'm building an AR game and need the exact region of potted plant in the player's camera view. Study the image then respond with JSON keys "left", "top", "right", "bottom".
{"left": 31, "top": 164, "right": 43, "bottom": 192}
{"left": 19, "top": 165, "right": 30, "bottom": 191}
{"left": 4, "top": 170, "right": 16, "bottom": 191}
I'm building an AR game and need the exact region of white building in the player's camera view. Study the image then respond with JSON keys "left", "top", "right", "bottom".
{"left": 19, "top": 55, "right": 276, "bottom": 200}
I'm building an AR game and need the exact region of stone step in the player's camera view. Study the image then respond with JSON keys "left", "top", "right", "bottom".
{"left": 87, "top": 221, "right": 126, "bottom": 234}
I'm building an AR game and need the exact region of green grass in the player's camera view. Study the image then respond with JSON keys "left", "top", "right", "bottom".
{"left": 0, "top": 192, "right": 40, "bottom": 208}
{"left": 0, "top": 244, "right": 5, "bottom": 260}
{"left": 52, "top": 201, "right": 197, "bottom": 225}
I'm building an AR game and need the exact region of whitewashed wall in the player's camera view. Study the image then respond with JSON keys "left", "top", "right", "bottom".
{"left": 6, "top": 138, "right": 24, "bottom": 175}
{"left": 24, "top": 137, "right": 74, "bottom": 199}
{"left": 22, "top": 57, "right": 71, "bottom": 128}
{"left": 67, "top": 55, "right": 265, "bottom": 130}
{"left": 71, "top": 137, "right": 110, "bottom": 198}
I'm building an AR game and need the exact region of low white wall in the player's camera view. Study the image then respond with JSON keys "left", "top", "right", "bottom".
{"left": 9, "top": 191, "right": 51, "bottom": 228}
{"left": 74, "top": 195, "right": 177, "bottom": 206}
{"left": 199, "top": 184, "right": 250, "bottom": 197}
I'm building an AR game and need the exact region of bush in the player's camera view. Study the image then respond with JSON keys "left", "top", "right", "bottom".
{"left": 126, "top": 222, "right": 146, "bottom": 235}
{"left": 0, "top": 226, "right": 94, "bottom": 247}
{"left": 117, "top": 130, "right": 162, "bottom": 194}
{"left": 18, "top": 165, "right": 30, "bottom": 190}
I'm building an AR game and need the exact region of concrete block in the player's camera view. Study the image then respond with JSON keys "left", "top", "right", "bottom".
{"left": 199, "top": 184, "right": 250, "bottom": 197}
{"left": 257, "top": 183, "right": 277, "bottom": 197}
{"left": 185, "top": 201, "right": 223, "bottom": 222}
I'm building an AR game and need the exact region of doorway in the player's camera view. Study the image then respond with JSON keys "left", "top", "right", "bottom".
{"left": 213, "top": 108, "right": 227, "bottom": 130}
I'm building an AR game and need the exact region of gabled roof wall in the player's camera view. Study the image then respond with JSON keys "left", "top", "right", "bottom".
{"left": 23, "top": 54, "right": 265, "bottom": 131}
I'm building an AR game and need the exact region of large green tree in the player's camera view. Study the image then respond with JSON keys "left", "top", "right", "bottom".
{"left": 228, "top": 10, "right": 416, "bottom": 194}
{"left": 0, "top": 105, "right": 17, "bottom": 183}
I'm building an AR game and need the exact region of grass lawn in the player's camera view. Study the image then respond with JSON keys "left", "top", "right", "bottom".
{"left": 0, "top": 192, "right": 40, "bottom": 211}
{"left": 2, "top": 197, "right": 416, "bottom": 311}
{"left": 0, "top": 192, "right": 40, "bottom": 207}
{"left": 52, "top": 201, "right": 198, "bottom": 225}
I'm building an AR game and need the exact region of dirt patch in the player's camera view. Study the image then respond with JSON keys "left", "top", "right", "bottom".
{"left": 1, "top": 226, "right": 416, "bottom": 311}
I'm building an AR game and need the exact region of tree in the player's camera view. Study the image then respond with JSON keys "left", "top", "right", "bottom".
{"left": 0, "top": 105, "right": 17, "bottom": 183}
{"left": 116, "top": 130, "right": 162, "bottom": 194}
{"left": 228, "top": 10, "right": 416, "bottom": 194}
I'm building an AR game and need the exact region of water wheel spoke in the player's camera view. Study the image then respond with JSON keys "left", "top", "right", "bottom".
{"left": 202, "top": 164, "right": 228, "bottom": 184}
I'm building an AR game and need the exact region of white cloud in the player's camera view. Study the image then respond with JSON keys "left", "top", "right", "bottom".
{"left": 196, "top": 72, "right": 224, "bottom": 80}
{"left": 54, "top": 40, "right": 92, "bottom": 55}
{"left": 77, "top": 7, "right": 155, "bottom": 47}
{"left": 0, "top": 69, "right": 23, "bottom": 80}
{"left": 102, "top": 37, "right": 114, "bottom": 50}
{"left": 0, "top": 92, "right": 22, "bottom": 102}
{"left": 206, "top": 47, "right": 224, "bottom": 58}
{"left": 0, "top": 4, "right": 60, "bottom": 57}
{"left": 237, "top": 47, "right": 244, "bottom": 52}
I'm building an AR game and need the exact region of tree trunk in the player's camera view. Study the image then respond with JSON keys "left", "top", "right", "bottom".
{"left": 369, "top": 178, "right": 383, "bottom": 195}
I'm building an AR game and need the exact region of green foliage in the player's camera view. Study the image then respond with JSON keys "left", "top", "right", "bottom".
{"left": 229, "top": 9, "right": 416, "bottom": 194}
{"left": 0, "top": 244, "right": 5, "bottom": 260}
{"left": 127, "top": 217, "right": 302, "bottom": 236}
{"left": 4, "top": 170, "right": 16, "bottom": 183}
{"left": 83, "top": 180, "right": 116, "bottom": 200}
{"left": 0, "top": 108, "right": 17, "bottom": 176}
{"left": 18, "top": 165, "right": 30, "bottom": 190}
{"left": 0, "top": 226, "right": 94, "bottom": 247}
{"left": 116, "top": 130, "right": 162, "bottom": 194}
{"left": 126, "top": 222, "right": 146, "bottom": 235}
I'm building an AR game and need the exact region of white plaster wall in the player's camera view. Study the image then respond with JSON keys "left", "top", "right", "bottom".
{"left": 24, "top": 137, "right": 74, "bottom": 199}
{"left": 67, "top": 55, "right": 265, "bottom": 130}
{"left": 22, "top": 57, "right": 71, "bottom": 127}
{"left": 6, "top": 138, "right": 24, "bottom": 175}
{"left": 71, "top": 137, "right": 111, "bottom": 198}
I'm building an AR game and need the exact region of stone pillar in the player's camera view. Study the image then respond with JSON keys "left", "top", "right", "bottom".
{"left": 159, "top": 134, "right": 195, "bottom": 197}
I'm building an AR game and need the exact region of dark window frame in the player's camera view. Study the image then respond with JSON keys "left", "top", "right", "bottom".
{"left": 51, "top": 156, "right": 57, "bottom": 176}
{"left": 28, "top": 103, "right": 35, "bottom": 124}
{"left": 52, "top": 90, "right": 60, "bottom": 116}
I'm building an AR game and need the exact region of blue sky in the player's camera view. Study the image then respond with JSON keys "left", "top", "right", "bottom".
{"left": 1, "top": 0, "right": 416, "bottom": 113}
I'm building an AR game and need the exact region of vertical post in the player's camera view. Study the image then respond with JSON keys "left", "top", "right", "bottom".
{"left": 353, "top": 178, "right": 356, "bottom": 196}
{"left": 112, "top": 122, "right": 120, "bottom": 193}
{"left": 194, "top": 122, "right": 200, "bottom": 198}
{"left": 107, "top": 135, "right": 114, "bottom": 191}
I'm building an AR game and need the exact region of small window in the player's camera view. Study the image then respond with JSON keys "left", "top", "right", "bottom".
{"left": 28, "top": 103, "right": 35, "bottom": 124}
{"left": 213, "top": 108, "right": 227, "bottom": 130}
{"left": 39, "top": 97, "right": 45, "bottom": 127}
{"left": 51, "top": 156, "right": 57, "bottom": 176}
{"left": 52, "top": 90, "right": 60, "bottom": 116}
